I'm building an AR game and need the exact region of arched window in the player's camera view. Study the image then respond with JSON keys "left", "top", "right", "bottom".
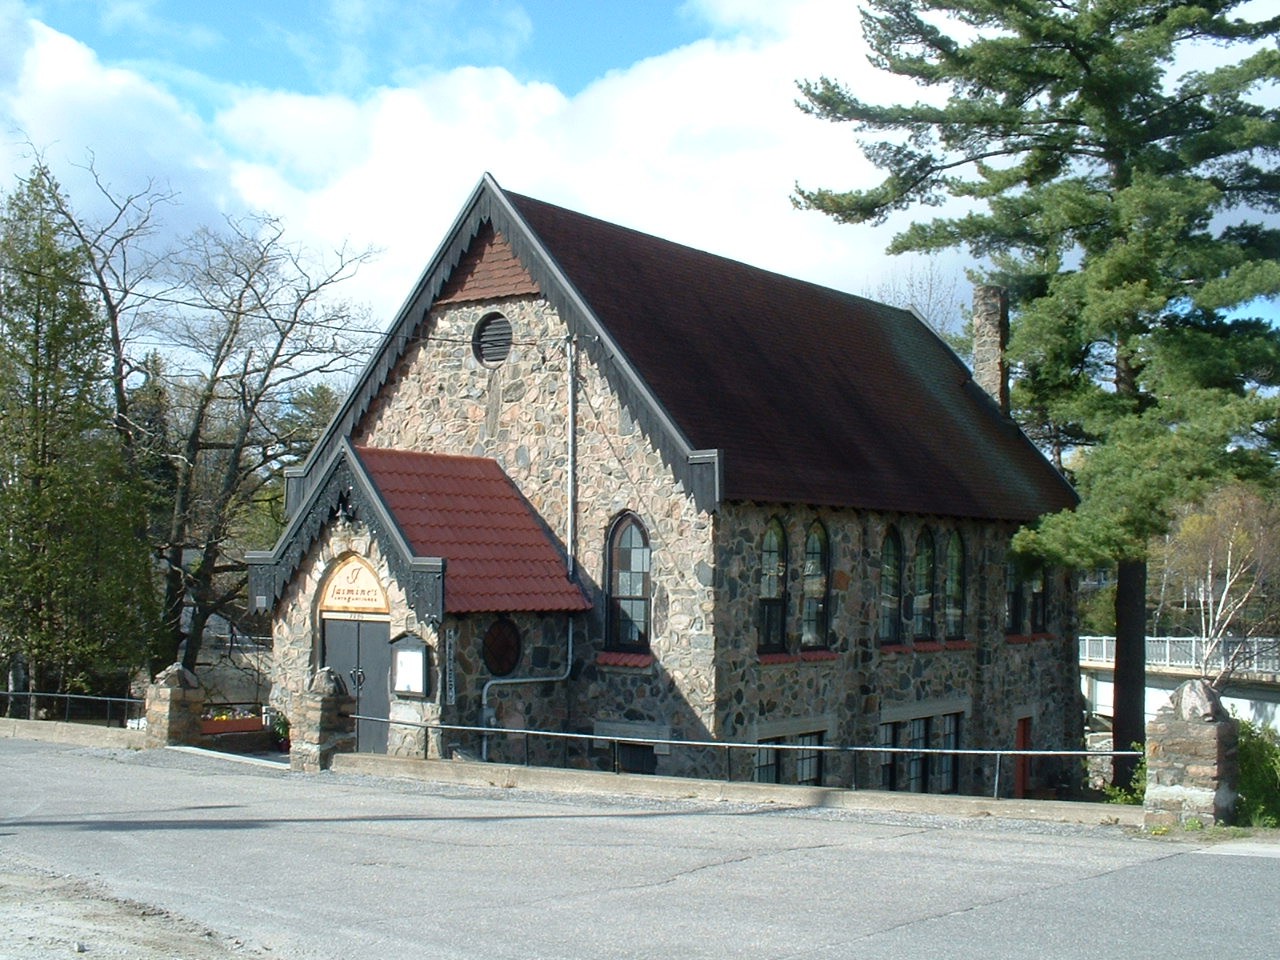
{"left": 802, "top": 521, "right": 830, "bottom": 647}
{"left": 912, "top": 529, "right": 936, "bottom": 640}
{"left": 759, "top": 518, "right": 787, "bottom": 652}
{"left": 607, "top": 514, "right": 651, "bottom": 650}
{"left": 943, "top": 532, "right": 966, "bottom": 640}
{"left": 879, "top": 527, "right": 902, "bottom": 645}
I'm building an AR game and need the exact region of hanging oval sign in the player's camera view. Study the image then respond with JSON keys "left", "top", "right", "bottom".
{"left": 319, "top": 555, "right": 390, "bottom": 615}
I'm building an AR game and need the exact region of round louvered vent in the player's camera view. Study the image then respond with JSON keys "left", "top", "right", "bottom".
{"left": 472, "top": 313, "right": 512, "bottom": 366}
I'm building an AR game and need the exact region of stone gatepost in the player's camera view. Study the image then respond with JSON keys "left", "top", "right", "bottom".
{"left": 1144, "top": 679, "right": 1238, "bottom": 829}
{"left": 292, "top": 667, "right": 356, "bottom": 773}
{"left": 144, "top": 664, "right": 204, "bottom": 748}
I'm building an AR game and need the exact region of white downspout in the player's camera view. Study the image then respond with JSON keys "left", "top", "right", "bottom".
{"left": 481, "top": 334, "right": 580, "bottom": 761}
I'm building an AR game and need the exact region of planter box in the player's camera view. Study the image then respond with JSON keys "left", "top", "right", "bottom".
{"left": 200, "top": 717, "right": 263, "bottom": 735}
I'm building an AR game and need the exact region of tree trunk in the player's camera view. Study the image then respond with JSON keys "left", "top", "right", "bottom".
{"left": 1112, "top": 558, "right": 1147, "bottom": 787}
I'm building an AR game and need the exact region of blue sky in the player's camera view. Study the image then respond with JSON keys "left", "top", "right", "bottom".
{"left": 1, "top": 0, "right": 1276, "bottom": 330}
{"left": 29, "top": 1, "right": 709, "bottom": 100}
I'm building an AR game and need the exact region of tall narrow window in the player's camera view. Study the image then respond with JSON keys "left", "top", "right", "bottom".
{"left": 906, "top": 717, "right": 930, "bottom": 792}
{"left": 795, "top": 732, "right": 824, "bottom": 786}
{"left": 1004, "top": 560, "right": 1024, "bottom": 635}
{"left": 801, "top": 521, "right": 829, "bottom": 647}
{"left": 938, "top": 712, "right": 961, "bottom": 794}
{"left": 879, "top": 528, "right": 902, "bottom": 645}
{"left": 879, "top": 722, "right": 899, "bottom": 790}
{"left": 911, "top": 529, "right": 936, "bottom": 641}
{"left": 943, "top": 532, "right": 966, "bottom": 640}
{"left": 759, "top": 519, "right": 787, "bottom": 652}
{"left": 1030, "top": 566, "right": 1049, "bottom": 633}
{"left": 607, "top": 514, "right": 651, "bottom": 650}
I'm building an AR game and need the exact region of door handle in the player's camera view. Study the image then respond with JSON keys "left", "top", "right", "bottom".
{"left": 349, "top": 668, "right": 365, "bottom": 690}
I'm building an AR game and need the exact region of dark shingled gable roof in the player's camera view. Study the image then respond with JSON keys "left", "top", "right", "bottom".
{"left": 503, "top": 191, "right": 1077, "bottom": 522}
{"left": 353, "top": 446, "right": 590, "bottom": 614}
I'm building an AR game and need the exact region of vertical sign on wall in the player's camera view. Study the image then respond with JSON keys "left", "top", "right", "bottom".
{"left": 445, "top": 627, "right": 457, "bottom": 706}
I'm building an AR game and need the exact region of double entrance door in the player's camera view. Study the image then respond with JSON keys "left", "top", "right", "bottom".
{"left": 322, "top": 617, "right": 391, "bottom": 753}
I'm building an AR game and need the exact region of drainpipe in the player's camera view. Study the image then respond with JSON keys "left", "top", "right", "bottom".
{"left": 481, "top": 615, "right": 576, "bottom": 761}
{"left": 480, "top": 334, "right": 581, "bottom": 761}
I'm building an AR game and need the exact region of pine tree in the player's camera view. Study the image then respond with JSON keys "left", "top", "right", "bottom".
{"left": 0, "top": 167, "right": 157, "bottom": 708}
{"left": 796, "top": 1, "right": 1280, "bottom": 783}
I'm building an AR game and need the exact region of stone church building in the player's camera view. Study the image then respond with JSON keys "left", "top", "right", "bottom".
{"left": 248, "top": 174, "right": 1081, "bottom": 796}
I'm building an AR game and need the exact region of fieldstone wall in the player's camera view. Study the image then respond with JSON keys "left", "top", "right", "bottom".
{"left": 291, "top": 667, "right": 356, "bottom": 772}
{"left": 266, "top": 275, "right": 1079, "bottom": 792}
{"left": 144, "top": 664, "right": 204, "bottom": 748}
{"left": 713, "top": 503, "right": 1080, "bottom": 793}
{"left": 353, "top": 294, "right": 718, "bottom": 777}
{"left": 271, "top": 519, "right": 439, "bottom": 758}
{"left": 1144, "top": 680, "right": 1239, "bottom": 828}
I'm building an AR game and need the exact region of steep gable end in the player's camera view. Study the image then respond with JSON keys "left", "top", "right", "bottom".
{"left": 435, "top": 222, "right": 540, "bottom": 305}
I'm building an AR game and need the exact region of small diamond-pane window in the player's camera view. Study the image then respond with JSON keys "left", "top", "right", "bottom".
{"left": 472, "top": 313, "right": 512, "bottom": 366}
{"left": 482, "top": 617, "right": 521, "bottom": 676}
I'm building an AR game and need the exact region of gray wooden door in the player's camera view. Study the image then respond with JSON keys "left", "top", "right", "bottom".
{"left": 322, "top": 618, "right": 391, "bottom": 753}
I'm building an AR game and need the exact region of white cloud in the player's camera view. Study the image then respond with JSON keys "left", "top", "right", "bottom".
{"left": 0, "top": 0, "right": 974, "bottom": 329}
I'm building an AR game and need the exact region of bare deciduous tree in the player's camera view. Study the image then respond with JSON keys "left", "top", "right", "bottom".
{"left": 1151, "top": 485, "right": 1280, "bottom": 686}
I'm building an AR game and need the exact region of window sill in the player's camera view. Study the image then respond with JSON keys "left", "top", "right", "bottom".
{"left": 799, "top": 649, "right": 838, "bottom": 662}
{"left": 945, "top": 640, "right": 975, "bottom": 651}
{"left": 596, "top": 651, "right": 654, "bottom": 669}
{"left": 1004, "top": 634, "right": 1038, "bottom": 645}
{"left": 879, "top": 643, "right": 913, "bottom": 655}
{"left": 758, "top": 652, "right": 800, "bottom": 665}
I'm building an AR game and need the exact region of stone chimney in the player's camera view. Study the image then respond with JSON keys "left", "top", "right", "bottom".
{"left": 972, "top": 285, "right": 1009, "bottom": 416}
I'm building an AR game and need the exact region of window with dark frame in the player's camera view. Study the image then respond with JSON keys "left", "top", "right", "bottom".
{"left": 943, "top": 532, "right": 966, "bottom": 640}
{"left": 754, "top": 740, "right": 781, "bottom": 784}
{"left": 801, "top": 521, "right": 829, "bottom": 648}
{"left": 795, "top": 731, "right": 824, "bottom": 785}
{"left": 912, "top": 529, "right": 936, "bottom": 641}
{"left": 879, "top": 722, "right": 899, "bottom": 790}
{"left": 879, "top": 528, "right": 903, "bottom": 645}
{"left": 759, "top": 519, "right": 787, "bottom": 652}
{"left": 905, "top": 717, "right": 930, "bottom": 792}
{"left": 607, "top": 514, "right": 651, "bottom": 650}
{"left": 938, "top": 712, "right": 961, "bottom": 794}
{"left": 1004, "top": 560, "right": 1025, "bottom": 635}
{"left": 1030, "top": 566, "right": 1049, "bottom": 633}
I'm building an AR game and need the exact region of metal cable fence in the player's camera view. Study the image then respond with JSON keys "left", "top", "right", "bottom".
{"left": 352, "top": 714, "right": 1140, "bottom": 801}
{"left": 1, "top": 690, "right": 144, "bottom": 728}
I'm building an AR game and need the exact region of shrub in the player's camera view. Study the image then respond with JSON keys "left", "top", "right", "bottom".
{"left": 1236, "top": 719, "right": 1280, "bottom": 828}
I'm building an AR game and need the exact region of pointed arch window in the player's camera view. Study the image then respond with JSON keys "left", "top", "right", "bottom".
{"left": 943, "top": 532, "right": 966, "bottom": 640}
{"left": 802, "top": 521, "right": 830, "bottom": 648}
{"left": 879, "top": 527, "right": 903, "bottom": 645}
{"left": 607, "top": 514, "right": 651, "bottom": 650}
{"left": 759, "top": 518, "right": 787, "bottom": 653}
{"left": 912, "top": 529, "right": 936, "bottom": 640}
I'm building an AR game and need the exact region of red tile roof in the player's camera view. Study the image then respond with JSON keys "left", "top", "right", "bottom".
{"left": 352, "top": 446, "right": 590, "bottom": 614}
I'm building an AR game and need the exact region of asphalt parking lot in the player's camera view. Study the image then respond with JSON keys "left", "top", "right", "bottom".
{"left": 2, "top": 737, "right": 1277, "bottom": 959}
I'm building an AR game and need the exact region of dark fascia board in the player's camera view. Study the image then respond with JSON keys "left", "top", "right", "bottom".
{"left": 286, "top": 175, "right": 502, "bottom": 511}
{"left": 287, "top": 173, "right": 723, "bottom": 514}
{"left": 246, "top": 439, "right": 445, "bottom": 624}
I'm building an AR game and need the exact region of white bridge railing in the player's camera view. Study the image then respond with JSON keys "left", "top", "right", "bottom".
{"left": 1079, "top": 636, "right": 1280, "bottom": 677}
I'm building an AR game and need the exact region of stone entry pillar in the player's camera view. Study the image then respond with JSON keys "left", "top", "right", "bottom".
{"left": 292, "top": 667, "right": 356, "bottom": 773}
{"left": 1144, "top": 679, "right": 1239, "bottom": 829}
{"left": 144, "top": 664, "right": 204, "bottom": 748}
